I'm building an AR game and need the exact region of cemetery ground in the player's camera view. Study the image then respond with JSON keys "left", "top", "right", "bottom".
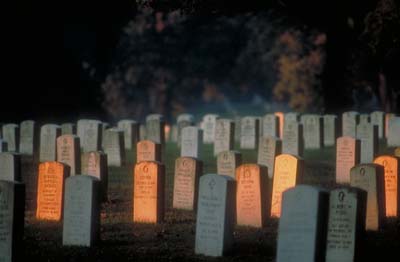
{"left": 21, "top": 142, "right": 399, "bottom": 261}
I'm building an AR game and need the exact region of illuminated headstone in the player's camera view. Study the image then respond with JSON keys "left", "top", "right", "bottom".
{"left": 81, "top": 151, "right": 108, "bottom": 201}
{"left": 214, "top": 119, "right": 234, "bottom": 156}
{"left": 1, "top": 124, "right": 19, "bottom": 152}
{"left": 201, "top": 114, "right": 219, "bottom": 144}
{"left": 19, "top": 120, "right": 38, "bottom": 155}
{"left": 136, "top": 140, "right": 161, "bottom": 163}
{"left": 217, "top": 150, "right": 242, "bottom": 179}
{"left": 336, "top": 136, "right": 360, "bottom": 184}
{"left": 103, "top": 128, "right": 125, "bottom": 167}
{"left": 39, "top": 124, "right": 61, "bottom": 162}
{"left": 172, "top": 157, "right": 202, "bottom": 210}
{"left": 370, "top": 111, "right": 385, "bottom": 139}
{"left": 342, "top": 111, "right": 359, "bottom": 137}
{"left": 325, "top": 188, "right": 367, "bottom": 262}
{"left": 61, "top": 123, "right": 76, "bottom": 135}
{"left": 274, "top": 112, "right": 284, "bottom": 138}
{"left": 257, "top": 136, "right": 281, "bottom": 179}
{"left": 387, "top": 116, "right": 400, "bottom": 147}
{"left": 374, "top": 155, "right": 400, "bottom": 217}
{"left": 301, "top": 114, "right": 323, "bottom": 149}
{"left": 323, "top": 114, "right": 339, "bottom": 147}
{"left": 57, "top": 135, "right": 81, "bottom": 175}
{"left": 350, "top": 164, "right": 385, "bottom": 230}
{"left": 236, "top": 164, "right": 268, "bottom": 227}
{"left": 181, "top": 126, "right": 203, "bottom": 159}
{"left": 282, "top": 121, "right": 304, "bottom": 157}
{"left": 133, "top": 161, "right": 165, "bottom": 223}
{"left": 63, "top": 175, "right": 100, "bottom": 247}
{"left": 77, "top": 119, "right": 102, "bottom": 153}
{"left": 0, "top": 180, "right": 25, "bottom": 262}
{"left": 262, "top": 114, "right": 279, "bottom": 138}
{"left": 271, "top": 154, "right": 304, "bottom": 217}
{"left": 177, "top": 114, "right": 194, "bottom": 147}
{"left": 195, "top": 174, "right": 235, "bottom": 257}
{"left": 276, "top": 185, "right": 329, "bottom": 262}
{"left": 117, "top": 119, "right": 139, "bottom": 150}
{"left": 0, "top": 152, "right": 21, "bottom": 182}
{"left": 36, "top": 161, "right": 69, "bottom": 221}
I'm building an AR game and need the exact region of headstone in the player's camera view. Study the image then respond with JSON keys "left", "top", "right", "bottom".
{"left": 146, "top": 118, "right": 165, "bottom": 145}
{"left": 324, "top": 114, "right": 339, "bottom": 147}
{"left": 57, "top": 135, "right": 81, "bottom": 175}
{"left": 19, "top": 120, "right": 38, "bottom": 155}
{"left": 275, "top": 112, "right": 284, "bottom": 138}
{"left": 214, "top": 119, "right": 234, "bottom": 156}
{"left": 201, "top": 114, "right": 219, "bottom": 144}
{"left": 271, "top": 154, "right": 304, "bottom": 217}
{"left": 181, "top": 126, "right": 203, "bottom": 159}
{"left": 342, "top": 111, "right": 359, "bottom": 137}
{"left": 81, "top": 151, "right": 108, "bottom": 201}
{"left": 36, "top": 161, "right": 69, "bottom": 221}
{"left": 195, "top": 174, "right": 235, "bottom": 257}
{"left": 61, "top": 123, "right": 76, "bottom": 135}
{"left": 100, "top": 123, "right": 109, "bottom": 149}
{"left": 387, "top": 116, "right": 400, "bottom": 147}
{"left": 217, "top": 150, "right": 242, "bottom": 179}
{"left": 276, "top": 185, "right": 329, "bottom": 262}
{"left": 77, "top": 119, "right": 102, "bottom": 152}
{"left": 177, "top": 114, "right": 194, "bottom": 147}
{"left": 39, "top": 124, "right": 61, "bottom": 162}
{"left": 350, "top": 164, "right": 385, "bottom": 230}
{"left": 282, "top": 121, "right": 304, "bottom": 157}
{"left": 325, "top": 188, "right": 367, "bottom": 262}
{"left": 117, "top": 119, "right": 139, "bottom": 150}
{"left": 0, "top": 140, "right": 7, "bottom": 152}
{"left": 285, "top": 112, "right": 300, "bottom": 124}
{"left": 62, "top": 175, "right": 100, "bottom": 247}
{"left": 370, "top": 111, "right": 385, "bottom": 139}
{"left": 359, "top": 114, "right": 370, "bottom": 124}
{"left": 133, "top": 161, "right": 165, "bottom": 223}
{"left": 373, "top": 155, "right": 400, "bottom": 217}
{"left": 262, "top": 114, "right": 279, "bottom": 138}
{"left": 172, "top": 157, "right": 202, "bottom": 210}
{"left": 139, "top": 124, "right": 146, "bottom": 141}
{"left": 336, "top": 136, "right": 361, "bottom": 184}
{"left": 257, "top": 136, "right": 282, "bottom": 179}
{"left": 0, "top": 153, "right": 21, "bottom": 182}
{"left": 384, "top": 113, "right": 395, "bottom": 139}
{"left": 236, "top": 164, "right": 268, "bottom": 227}
{"left": 136, "top": 140, "right": 161, "bottom": 163}
{"left": 1, "top": 124, "right": 19, "bottom": 152}
{"left": 356, "top": 123, "right": 378, "bottom": 163}
{"left": 0, "top": 181, "right": 25, "bottom": 262}
{"left": 301, "top": 114, "right": 323, "bottom": 149}
{"left": 103, "top": 128, "right": 125, "bottom": 167}
{"left": 240, "top": 116, "right": 260, "bottom": 149}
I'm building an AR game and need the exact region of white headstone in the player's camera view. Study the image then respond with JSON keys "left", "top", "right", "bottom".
{"left": 323, "top": 115, "right": 339, "bottom": 147}
{"left": 387, "top": 116, "right": 400, "bottom": 147}
{"left": 195, "top": 174, "right": 235, "bottom": 257}
{"left": 19, "top": 120, "right": 37, "bottom": 155}
{"left": 39, "top": 124, "right": 61, "bottom": 162}
{"left": 117, "top": 119, "right": 139, "bottom": 150}
{"left": 356, "top": 123, "right": 378, "bottom": 163}
{"left": 214, "top": 119, "right": 234, "bottom": 156}
{"left": 282, "top": 122, "right": 303, "bottom": 157}
{"left": 181, "top": 126, "right": 203, "bottom": 159}
{"left": 103, "top": 128, "right": 125, "bottom": 167}
{"left": 240, "top": 116, "right": 260, "bottom": 149}
{"left": 63, "top": 175, "right": 100, "bottom": 247}
{"left": 257, "top": 136, "right": 282, "bottom": 179}
{"left": 276, "top": 185, "right": 329, "bottom": 262}
{"left": 201, "top": 114, "right": 219, "bottom": 144}
{"left": 370, "top": 111, "right": 385, "bottom": 139}
{"left": 262, "top": 114, "right": 279, "bottom": 138}
{"left": 56, "top": 135, "right": 81, "bottom": 175}
{"left": 342, "top": 111, "right": 359, "bottom": 137}
{"left": 301, "top": 114, "right": 323, "bottom": 149}
{"left": 1, "top": 124, "right": 19, "bottom": 152}
{"left": 77, "top": 119, "right": 102, "bottom": 152}
{"left": 217, "top": 150, "right": 242, "bottom": 179}
{"left": 81, "top": 151, "right": 108, "bottom": 202}
{"left": 61, "top": 123, "right": 76, "bottom": 135}
{"left": 0, "top": 153, "right": 21, "bottom": 182}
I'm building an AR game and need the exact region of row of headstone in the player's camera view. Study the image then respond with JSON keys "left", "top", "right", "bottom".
{"left": 276, "top": 185, "right": 366, "bottom": 262}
